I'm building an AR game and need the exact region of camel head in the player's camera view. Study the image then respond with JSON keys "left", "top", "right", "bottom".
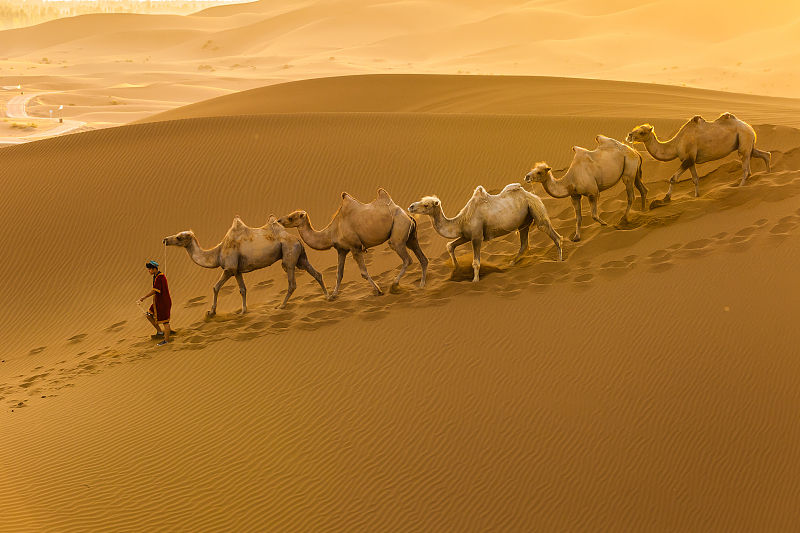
{"left": 626, "top": 124, "right": 654, "bottom": 144}
{"left": 408, "top": 196, "right": 440, "bottom": 215}
{"left": 163, "top": 230, "right": 195, "bottom": 248}
{"left": 524, "top": 162, "right": 552, "bottom": 184}
{"left": 277, "top": 210, "right": 308, "bottom": 228}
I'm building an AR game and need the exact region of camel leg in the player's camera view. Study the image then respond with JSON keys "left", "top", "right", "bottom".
{"left": 388, "top": 241, "right": 413, "bottom": 288}
{"left": 536, "top": 219, "right": 563, "bottom": 261}
{"left": 209, "top": 269, "right": 234, "bottom": 317}
{"left": 234, "top": 273, "right": 247, "bottom": 314}
{"left": 571, "top": 195, "right": 583, "bottom": 242}
{"left": 298, "top": 253, "right": 329, "bottom": 300}
{"left": 739, "top": 149, "right": 752, "bottom": 186}
{"left": 689, "top": 164, "right": 701, "bottom": 196}
{"left": 588, "top": 195, "right": 607, "bottom": 226}
{"left": 446, "top": 236, "right": 469, "bottom": 269}
{"left": 471, "top": 238, "right": 482, "bottom": 282}
{"left": 277, "top": 263, "right": 296, "bottom": 309}
{"left": 331, "top": 249, "right": 348, "bottom": 300}
{"left": 753, "top": 148, "right": 771, "bottom": 173}
{"left": 352, "top": 249, "right": 383, "bottom": 295}
{"left": 635, "top": 173, "right": 648, "bottom": 211}
{"left": 622, "top": 179, "right": 635, "bottom": 222}
{"left": 406, "top": 234, "right": 428, "bottom": 288}
{"left": 513, "top": 224, "right": 529, "bottom": 264}
{"left": 664, "top": 162, "right": 690, "bottom": 200}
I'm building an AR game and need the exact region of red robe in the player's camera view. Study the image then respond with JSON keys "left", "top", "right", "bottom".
{"left": 148, "top": 272, "right": 172, "bottom": 323}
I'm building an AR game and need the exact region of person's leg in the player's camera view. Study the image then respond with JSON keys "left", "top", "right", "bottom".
{"left": 162, "top": 322, "right": 170, "bottom": 342}
{"left": 146, "top": 313, "right": 162, "bottom": 333}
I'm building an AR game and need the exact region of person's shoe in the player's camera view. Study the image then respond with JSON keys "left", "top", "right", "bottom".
{"left": 156, "top": 340, "right": 169, "bottom": 346}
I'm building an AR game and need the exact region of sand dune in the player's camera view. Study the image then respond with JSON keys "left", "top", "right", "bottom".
{"left": 2, "top": 70, "right": 800, "bottom": 529}
{"left": 139, "top": 74, "right": 800, "bottom": 127}
{"left": 2, "top": 0, "right": 800, "bottom": 134}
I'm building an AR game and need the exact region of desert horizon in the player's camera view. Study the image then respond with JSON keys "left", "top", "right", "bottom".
{"left": 2, "top": 1, "right": 800, "bottom": 532}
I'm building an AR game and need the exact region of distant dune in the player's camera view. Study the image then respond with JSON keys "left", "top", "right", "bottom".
{"left": 2, "top": 0, "right": 800, "bottom": 131}
{"left": 3, "top": 73, "right": 800, "bottom": 530}
{"left": 139, "top": 74, "right": 800, "bottom": 127}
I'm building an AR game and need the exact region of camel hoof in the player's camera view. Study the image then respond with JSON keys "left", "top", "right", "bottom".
{"left": 570, "top": 233, "right": 581, "bottom": 242}
{"left": 373, "top": 289, "right": 384, "bottom": 296}
{"left": 274, "top": 304, "right": 285, "bottom": 310}
{"left": 649, "top": 197, "right": 670, "bottom": 210}
{"left": 206, "top": 310, "right": 216, "bottom": 318}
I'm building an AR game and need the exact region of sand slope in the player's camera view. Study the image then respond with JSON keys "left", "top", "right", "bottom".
{"left": 2, "top": 73, "right": 800, "bottom": 530}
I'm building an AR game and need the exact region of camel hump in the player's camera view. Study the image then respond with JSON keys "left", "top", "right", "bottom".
{"left": 232, "top": 216, "right": 245, "bottom": 229}
{"left": 268, "top": 214, "right": 277, "bottom": 224}
{"left": 341, "top": 191, "right": 351, "bottom": 199}
{"left": 572, "top": 146, "right": 589, "bottom": 153}
{"left": 500, "top": 183, "right": 523, "bottom": 194}
{"left": 720, "top": 112, "right": 736, "bottom": 120}
{"left": 376, "top": 187, "right": 392, "bottom": 203}
{"left": 472, "top": 185, "right": 489, "bottom": 198}
{"left": 691, "top": 115, "right": 705, "bottom": 123}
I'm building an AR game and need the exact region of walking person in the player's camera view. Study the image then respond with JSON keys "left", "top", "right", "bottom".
{"left": 139, "top": 260, "right": 172, "bottom": 346}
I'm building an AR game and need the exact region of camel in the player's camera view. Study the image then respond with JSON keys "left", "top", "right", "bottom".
{"left": 525, "top": 135, "right": 647, "bottom": 242}
{"left": 407, "top": 183, "right": 562, "bottom": 283}
{"left": 163, "top": 215, "right": 328, "bottom": 316}
{"left": 278, "top": 188, "right": 428, "bottom": 298}
{"left": 626, "top": 113, "right": 771, "bottom": 206}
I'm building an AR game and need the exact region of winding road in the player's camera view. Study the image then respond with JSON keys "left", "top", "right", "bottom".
{"left": 0, "top": 90, "right": 86, "bottom": 145}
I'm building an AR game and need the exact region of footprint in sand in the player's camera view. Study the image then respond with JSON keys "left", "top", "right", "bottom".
{"left": 648, "top": 249, "right": 671, "bottom": 263}
{"left": 19, "top": 373, "right": 49, "bottom": 388}
{"left": 105, "top": 320, "right": 127, "bottom": 332}
{"left": 573, "top": 273, "right": 594, "bottom": 284}
{"left": 684, "top": 239, "right": 712, "bottom": 250}
{"left": 185, "top": 296, "right": 207, "bottom": 308}
{"left": 770, "top": 220, "right": 797, "bottom": 235}
{"left": 67, "top": 333, "right": 88, "bottom": 344}
{"left": 735, "top": 226, "right": 758, "bottom": 237}
{"left": 28, "top": 346, "right": 46, "bottom": 355}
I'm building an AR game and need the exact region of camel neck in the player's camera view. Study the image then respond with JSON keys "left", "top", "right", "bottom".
{"left": 429, "top": 205, "right": 462, "bottom": 239}
{"left": 541, "top": 172, "right": 570, "bottom": 199}
{"left": 297, "top": 217, "right": 335, "bottom": 250}
{"left": 643, "top": 132, "right": 677, "bottom": 161}
{"left": 186, "top": 236, "right": 220, "bottom": 268}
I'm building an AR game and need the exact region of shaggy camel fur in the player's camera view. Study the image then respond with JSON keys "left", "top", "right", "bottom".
{"left": 626, "top": 113, "right": 771, "bottom": 206}
{"left": 278, "top": 188, "right": 428, "bottom": 298}
{"left": 525, "top": 135, "right": 646, "bottom": 241}
{"left": 408, "top": 183, "right": 562, "bottom": 283}
{"left": 164, "top": 215, "right": 328, "bottom": 316}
